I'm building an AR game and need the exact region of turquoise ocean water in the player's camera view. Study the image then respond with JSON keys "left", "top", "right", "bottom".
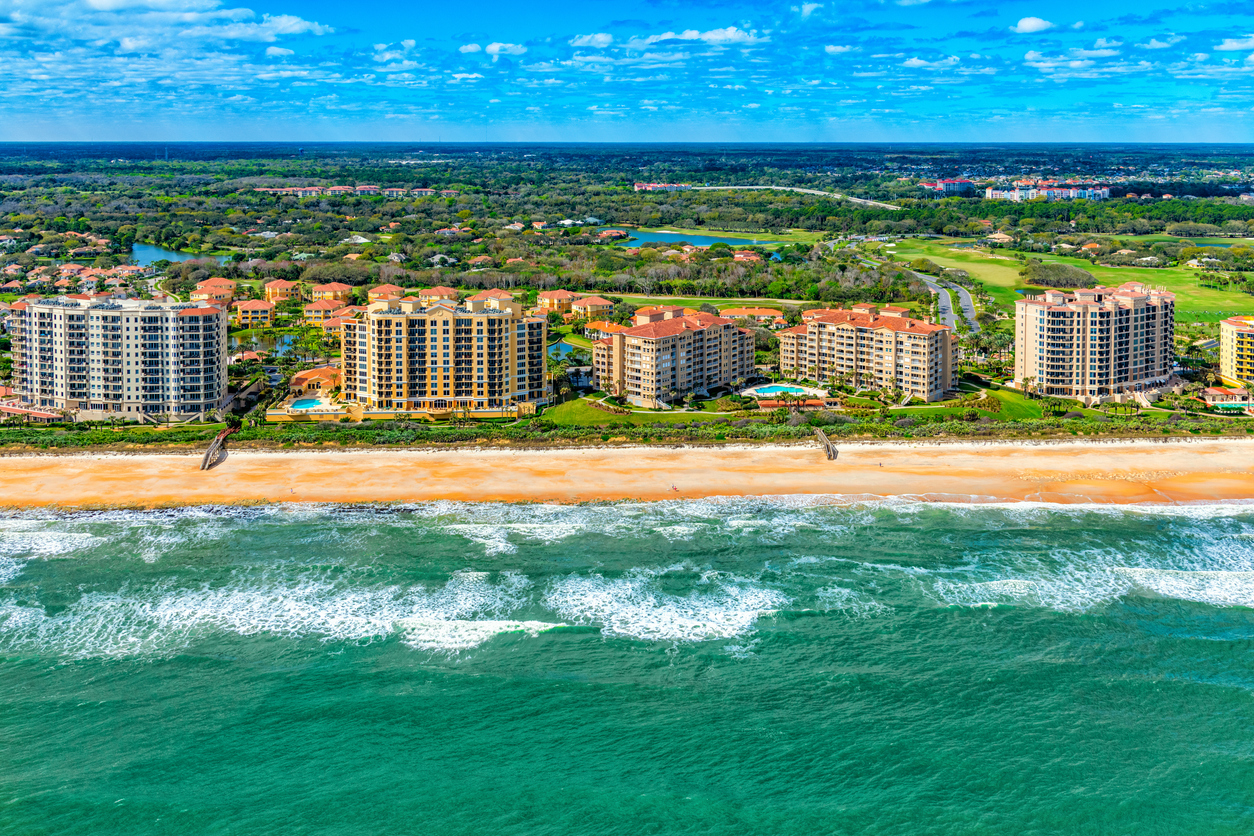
{"left": 3, "top": 498, "right": 1254, "bottom": 834}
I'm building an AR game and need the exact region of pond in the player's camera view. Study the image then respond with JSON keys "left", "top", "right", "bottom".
{"left": 611, "top": 230, "right": 784, "bottom": 248}
{"left": 230, "top": 332, "right": 299, "bottom": 358}
{"left": 548, "top": 340, "right": 589, "bottom": 360}
{"left": 130, "top": 243, "right": 221, "bottom": 266}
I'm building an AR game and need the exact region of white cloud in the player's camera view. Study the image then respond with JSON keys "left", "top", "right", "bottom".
{"left": 624, "top": 26, "right": 768, "bottom": 49}
{"left": 1216, "top": 35, "right": 1254, "bottom": 51}
{"left": 791, "top": 3, "right": 822, "bottom": 17}
{"left": 485, "top": 42, "right": 527, "bottom": 57}
{"left": 458, "top": 43, "right": 482, "bottom": 53}
{"left": 1136, "top": 36, "right": 1185, "bottom": 49}
{"left": 265, "top": 46, "right": 292, "bottom": 56}
{"left": 825, "top": 44, "right": 854, "bottom": 54}
{"left": 452, "top": 73, "right": 483, "bottom": 80}
{"left": 1011, "top": 17, "right": 1054, "bottom": 34}
{"left": 902, "top": 56, "right": 958, "bottom": 68}
{"left": 570, "top": 33, "right": 613, "bottom": 48}
{"left": 1093, "top": 38, "right": 1122, "bottom": 49}
{"left": 1072, "top": 21, "right": 1085, "bottom": 30}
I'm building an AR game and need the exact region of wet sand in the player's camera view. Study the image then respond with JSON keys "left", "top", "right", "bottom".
{"left": 3, "top": 439, "right": 1254, "bottom": 508}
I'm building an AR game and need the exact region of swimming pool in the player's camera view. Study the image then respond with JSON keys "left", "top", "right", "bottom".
{"left": 291, "top": 398, "right": 327, "bottom": 410}
{"left": 750, "top": 385, "right": 810, "bottom": 396}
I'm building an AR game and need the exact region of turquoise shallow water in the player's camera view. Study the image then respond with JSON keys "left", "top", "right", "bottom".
{"left": 4, "top": 499, "right": 1254, "bottom": 835}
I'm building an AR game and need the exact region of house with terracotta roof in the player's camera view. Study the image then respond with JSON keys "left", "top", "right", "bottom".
{"left": 468, "top": 255, "right": 494, "bottom": 268}
{"left": 419, "top": 286, "right": 459, "bottom": 302}
{"left": 778, "top": 305, "right": 955, "bottom": 401}
{"left": 467, "top": 289, "right": 513, "bottom": 302}
{"left": 310, "top": 282, "right": 353, "bottom": 303}
{"left": 303, "top": 299, "right": 340, "bottom": 325}
{"left": 572, "top": 296, "right": 615, "bottom": 318}
{"left": 721, "top": 307, "right": 784, "bottom": 326}
{"left": 733, "top": 251, "right": 763, "bottom": 263}
{"left": 367, "top": 283, "right": 404, "bottom": 302}
{"left": 355, "top": 185, "right": 381, "bottom": 195}
{"left": 332, "top": 304, "right": 366, "bottom": 318}
{"left": 537, "top": 288, "right": 581, "bottom": 313}
{"left": 234, "top": 299, "right": 275, "bottom": 328}
{"left": 321, "top": 316, "right": 349, "bottom": 338}
{"left": 290, "top": 366, "right": 341, "bottom": 392}
{"left": 583, "top": 320, "right": 627, "bottom": 340}
{"left": 192, "top": 278, "right": 237, "bottom": 304}
{"left": 592, "top": 313, "right": 755, "bottom": 408}
{"left": 264, "top": 279, "right": 301, "bottom": 303}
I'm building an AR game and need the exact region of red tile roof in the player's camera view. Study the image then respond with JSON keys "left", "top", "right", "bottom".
{"left": 235, "top": 300, "right": 275, "bottom": 311}
{"left": 620, "top": 313, "right": 734, "bottom": 339}
{"left": 538, "top": 289, "right": 580, "bottom": 300}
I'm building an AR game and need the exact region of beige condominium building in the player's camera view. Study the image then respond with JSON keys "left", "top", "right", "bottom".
{"left": 8, "top": 297, "right": 228, "bottom": 420}
{"left": 340, "top": 296, "right": 548, "bottom": 413}
{"left": 1220, "top": 315, "right": 1254, "bottom": 387}
{"left": 592, "top": 311, "right": 754, "bottom": 408}
{"left": 777, "top": 304, "right": 955, "bottom": 401}
{"left": 1014, "top": 282, "right": 1175, "bottom": 399}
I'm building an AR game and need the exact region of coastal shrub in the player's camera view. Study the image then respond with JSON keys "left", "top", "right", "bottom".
{"left": 893, "top": 417, "right": 916, "bottom": 428}
{"left": 1063, "top": 411, "right": 1084, "bottom": 419}
{"left": 1020, "top": 260, "right": 1097, "bottom": 288}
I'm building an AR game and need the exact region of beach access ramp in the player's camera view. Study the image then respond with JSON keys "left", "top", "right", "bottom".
{"left": 200, "top": 427, "right": 238, "bottom": 471}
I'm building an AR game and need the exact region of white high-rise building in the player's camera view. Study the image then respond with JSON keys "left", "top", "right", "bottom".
{"left": 8, "top": 297, "right": 228, "bottom": 420}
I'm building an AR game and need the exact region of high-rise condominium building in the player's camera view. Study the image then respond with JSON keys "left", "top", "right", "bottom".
{"left": 1013, "top": 282, "right": 1175, "bottom": 398}
{"left": 591, "top": 311, "right": 755, "bottom": 408}
{"left": 1220, "top": 315, "right": 1254, "bottom": 387}
{"left": 777, "top": 304, "right": 955, "bottom": 401}
{"left": 340, "top": 296, "right": 548, "bottom": 412}
{"left": 8, "top": 297, "right": 228, "bottom": 419}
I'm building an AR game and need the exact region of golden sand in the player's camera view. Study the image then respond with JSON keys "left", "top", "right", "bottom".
{"left": 3, "top": 439, "right": 1254, "bottom": 508}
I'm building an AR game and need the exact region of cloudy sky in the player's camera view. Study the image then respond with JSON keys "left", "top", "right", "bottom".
{"left": 2, "top": 0, "right": 1253, "bottom": 142}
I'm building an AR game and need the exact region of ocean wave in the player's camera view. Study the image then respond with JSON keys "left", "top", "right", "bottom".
{"left": 542, "top": 566, "right": 789, "bottom": 642}
{"left": 0, "top": 569, "right": 540, "bottom": 658}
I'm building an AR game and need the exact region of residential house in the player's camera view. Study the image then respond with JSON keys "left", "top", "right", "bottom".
{"left": 571, "top": 296, "right": 615, "bottom": 318}
{"left": 264, "top": 279, "right": 301, "bottom": 303}
{"left": 234, "top": 299, "right": 275, "bottom": 328}
{"left": 419, "top": 286, "right": 459, "bottom": 303}
{"left": 537, "top": 289, "right": 580, "bottom": 313}
{"left": 367, "top": 283, "right": 404, "bottom": 302}
{"left": 310, "top": 282, "right": 353, "bottom": 303}
{"left": 303, "top": 299, "right": 339, "bottom": 325}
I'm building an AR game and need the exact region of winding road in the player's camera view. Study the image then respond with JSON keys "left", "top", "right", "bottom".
{"left": 691, "top": 185, "right": 901, "bottom": 212}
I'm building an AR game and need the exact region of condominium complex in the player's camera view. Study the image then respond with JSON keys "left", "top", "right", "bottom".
{"left": 985, "top": 185, "right": 1110, "bottom": 202}
{"left": 8, "top": 297, "right": 228, "bottom": 420}
{"left": 592, "top": 311, "right": 754, "bottom": 408}
{"left": 777, "top": 304, "right": 955, "bottom": 402}
{"left": 1013, "top": 282, "right": 1175, "bottom": 398}
{"left": 1220, "top": 315, "right": 1254, "bottom": 387}
{"left": 340, "top": 296, "right": 548, "bottom": 413}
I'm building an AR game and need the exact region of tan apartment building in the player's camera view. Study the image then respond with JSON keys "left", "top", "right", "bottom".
{"left": 367, "top": 283, "right": 404, "bottom": 302}
{"left": 191, "top": 278, "right": 236, "bottom": 305}
{"left": 592, "top": 312, "right": 754, "bottom": 408}
{"left": 310, "top": 282, "right": 353, "bottom": 303}
{"left": 340, "top": 296, "right": 549, "bottom": 414}
{"left": 1013, "top": 282, "right": 1175, "bottom": 399}
{"left": 303, "top": 299, "right": 339, "bottom": 325}
{"left": 7, "top": 297, "right": 227, "bottom": 420}
{"left": 234, "top": 299, "right": 274, "bottom": 328}
{"left": 264, "top": 279, "right": 301, "bottom": 303}
{"left": 572, "top": 296, "right": 615, "bottom": 318}
{"left": 537, "top": 289, "right": 580, "bottom": 313}
{"left": 1220, "top": 315, "right": 1254, "bottom": 387}
{"left": 777, "top": 305, "right": 955, "bottom": 402}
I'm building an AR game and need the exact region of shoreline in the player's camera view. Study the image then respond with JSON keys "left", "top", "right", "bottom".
{"left": 4, "top": 439, "right": 1254, "bottom": 509}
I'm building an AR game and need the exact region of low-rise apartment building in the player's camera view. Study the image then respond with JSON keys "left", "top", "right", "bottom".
{"left": 234, "top": 299, "right": 275, "bottom": 328}
{"left": 1220, "top": 315, "right": 1254, "bottom": 387}
{"left": 340, "top": 296, "right": 548, "bottom": 414}
{"left": 8, "top": 297, "right": 227, "bottom": 420}
{"left": 310, "top": 282, "right": 353, "bottom": 303}
{"left": 537, "top": 289, "right": 580, "bottom": 313}
{"left": 191, "top": 278, "right": 236, "bottom": 305}
{"left": 264, "top": 279, "right": 301, "bottom": 303}
{"left": 592, "top": 311, "right": 754, "bottom": 408}
{"left": 777, "top": 305, "right": 955, "bottom": 402}
{"left": 1013, "top": 282, "right": 1175, "bottom": 398}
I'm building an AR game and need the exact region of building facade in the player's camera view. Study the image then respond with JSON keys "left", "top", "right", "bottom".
{"left": 8, "top": 297, "right": 227, "bottom": 420}
{"left": 1220, "top": 315, "right": 1254, "bottom": 387}
{"left": 1013, "top": 283, "right": 1175, "bottom": 399}
{"left": 592, "top": 312, "right": 754, "bottom": 408}
{"left": 777, "top": 305, "right": 955, "bottom": 402}
{"left": 340, "top": 296, "right": 548, "bottom": 413}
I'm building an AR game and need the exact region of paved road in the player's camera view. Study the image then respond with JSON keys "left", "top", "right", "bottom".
{"left": 945, "top": 281, "right": 980, "bottom": 331}
{"left": 691, "top": 185, "right": 901, "bottom": 212}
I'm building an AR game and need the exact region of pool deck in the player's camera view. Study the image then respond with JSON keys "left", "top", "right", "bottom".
{"left": 741, "top": 384, "right": 828, "bottom": 399}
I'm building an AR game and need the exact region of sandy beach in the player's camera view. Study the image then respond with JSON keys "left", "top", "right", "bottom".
{"left": 2, "top": 438, "right": 1254, "bottom": 508}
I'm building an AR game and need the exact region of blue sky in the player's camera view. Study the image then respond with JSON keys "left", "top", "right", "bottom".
{"left": 2, "top": 0, "right": 1254, "bottom": 141}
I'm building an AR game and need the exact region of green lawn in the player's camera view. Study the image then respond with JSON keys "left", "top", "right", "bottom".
{"left": 544, "top": 398, "right": 729, "bottom": 426}
{"left": 888, "top": 238, "right": 1254, "bottom": 320}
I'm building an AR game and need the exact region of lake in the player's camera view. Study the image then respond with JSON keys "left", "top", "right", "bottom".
{"left": 229, "top": 332, "right": 299, "bottom": 358}
{"left": 612, "top": 230, "right": 783, "bottom": 248}
{"left": 130, "top": 243, "right": 221, "bottom": 266}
